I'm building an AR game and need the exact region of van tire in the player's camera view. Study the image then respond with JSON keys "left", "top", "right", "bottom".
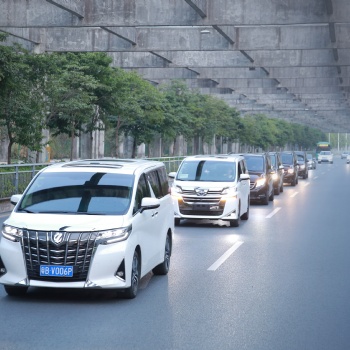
{"left": 123, "top": 250, "right": 140, "bottom": 299}
{"left": 153, "top": 234, "right": 171, "bottom": 276}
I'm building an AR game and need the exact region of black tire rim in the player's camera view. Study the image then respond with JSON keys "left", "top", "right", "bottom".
{"left": 131, "top": 253, "right": 139, "bottom": 295}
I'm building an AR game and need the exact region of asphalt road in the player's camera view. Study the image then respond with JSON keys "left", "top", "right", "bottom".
{"left": 0, "top": 158, "right": 349, "bottom": 350}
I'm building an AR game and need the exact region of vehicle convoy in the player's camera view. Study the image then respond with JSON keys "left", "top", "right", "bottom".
{"left": 318, "top": 151, "right": 333, "bottom": 164}
{"left": 243, "top": 153, "right": 275, "bottom": 205}
{"left": 168, "top": 154, "right": 250, "bottom": 227}
{"left": 280, "top": 151, "right": 299, "bottom": 186}
{"left": 269, "top": 151, "right": 284, "bottom": 195}
{"left": 0, "top": 159, "right": 174, "bottom": 298}
{"left": 295, "top": 151, "right": 309, "bottom": 179}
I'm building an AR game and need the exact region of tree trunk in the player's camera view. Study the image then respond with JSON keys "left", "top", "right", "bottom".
{"left": 7, "top": 140, "right": 13, "bottom": 164}
{"left": 131, "top": 137, "right": 137, "bottom": 158}
{"left": 70, "top": 127, "right": 75, "bottom": 161}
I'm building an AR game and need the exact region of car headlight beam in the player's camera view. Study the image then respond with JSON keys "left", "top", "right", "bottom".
{"left": 2, "top": 224, "right": 23, "bottom": 242}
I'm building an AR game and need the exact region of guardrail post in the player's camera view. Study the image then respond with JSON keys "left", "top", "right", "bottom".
{"left": 14, "top": 165, "right": 19, "bottom": 193}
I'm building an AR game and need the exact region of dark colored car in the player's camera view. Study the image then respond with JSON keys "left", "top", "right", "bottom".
{"left": 269, "top": 151, "right": 284, "bottom": 195}
{"left": 295, "top": 151, "right": 309, "bottom": 179}
{"left": 280, "top": 151, "right": 299, "bottom": 186}
{"left": 243, "top": 153, "right": 274, "bottom": 205}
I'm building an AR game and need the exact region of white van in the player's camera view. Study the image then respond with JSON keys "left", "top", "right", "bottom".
{"left": 168, "top": 154, "right": 250, "bottom": 227}
{"left": 0, "top": 159, "right": 174, "bottom": 299}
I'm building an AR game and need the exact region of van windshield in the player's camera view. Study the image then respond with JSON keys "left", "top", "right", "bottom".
{"left": 18, "top": 172, "right": 134, "bottom": 215}
{"left": 176, "top": 160, "right": 236, "bottom": 182}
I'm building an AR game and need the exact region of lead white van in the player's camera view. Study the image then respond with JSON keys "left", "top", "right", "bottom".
{"left": 0, "top": 159, "right": 174, "bottom": 299}
{"left": 168, "top": 154, "right": 250, "bottom": 227}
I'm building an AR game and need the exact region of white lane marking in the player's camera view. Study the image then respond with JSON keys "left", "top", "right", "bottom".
{"left": 303, "top": 182, "right": 310, "bottom": 187}
{"left": 314, "top": 176, "right": 318, "bottom": 179}
{"left": 290, "top": 192, "right": 299, "bottom": 198}
{"left": 266, "top": 207, "right": 281, "bottom": 218}
{"left": 207, "top": 241, "right": 244, "bottom": 271}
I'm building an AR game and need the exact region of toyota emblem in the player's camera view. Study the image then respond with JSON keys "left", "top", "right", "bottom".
{"left": 53, "top": 232, "right": 64, "bottom": 244}
{"left": 195, "top": 188, "right": 209, "bottom": 196}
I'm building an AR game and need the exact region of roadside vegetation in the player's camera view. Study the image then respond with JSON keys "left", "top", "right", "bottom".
{"left": 0, "top": 33, "right": 326, "bottom": 164}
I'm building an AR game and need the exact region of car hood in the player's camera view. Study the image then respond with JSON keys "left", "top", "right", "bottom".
{"left": 248, "top": 172, "right": 264, "bottom": 181}
{"left": 5, "top": 212, "right": 126, "bottom": 232}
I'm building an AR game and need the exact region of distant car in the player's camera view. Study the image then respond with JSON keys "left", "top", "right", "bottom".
{"left": 280, "top": 151, "right": 299, "bottom": 186}
{"left": 318, "top": 151, "right": 333, "bottom": 164}
{"left": 347, "top": 154, "right": 350, "bottom": 164}
{"left": 243, "top": 153, "right": 275, "bottom": 205}
{"left": 269, "top": 151, "right": 284, "bottom": 195}
{"left": 306, "top": 153, "right": 316, "bottom": 169}
{"left": 341, "top": 151, "right": 349, "bottom": 159}
{"left": 295, "top": 151, "right": 309, "bottom": 179}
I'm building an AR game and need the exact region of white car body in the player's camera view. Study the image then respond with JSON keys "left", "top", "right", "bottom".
{"left": 0, "top": 159, "right": 174, "bottom": 298}
{"left": 318, "top": 151, "right": 333, "bottom": 164}
{"left": 169, "top": 154, "right": 250, "bottom": 227}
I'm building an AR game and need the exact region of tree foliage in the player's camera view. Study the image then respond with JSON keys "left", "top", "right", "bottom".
{"left": 0, "top": 40, "right": 328, "bottom": 161}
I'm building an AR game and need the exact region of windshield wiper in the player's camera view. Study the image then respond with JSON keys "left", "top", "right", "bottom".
{"left": 17, "top": 208, "right": 35, "bottom": 213}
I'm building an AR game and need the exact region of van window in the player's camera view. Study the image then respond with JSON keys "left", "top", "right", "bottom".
{"left": 133, "top": 174, "right": 151, "bottom": 214}
{"left": 147, "top": 170, "right": 162, "bottom": 198}
{"left": 157, "top": 167, "right": 169, "bottom": 196}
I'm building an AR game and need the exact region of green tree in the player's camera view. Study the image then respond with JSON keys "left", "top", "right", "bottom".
{"left": 45, "top": 53, "right": 103, "bottom": 160}
{"left": 0, "top": 39, "right": 46, "bottom": 164}
{"left": 107, "top": 69, "right": 164, "bottom": 158}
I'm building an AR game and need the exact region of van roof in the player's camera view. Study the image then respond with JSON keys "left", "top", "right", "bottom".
{"left": 182, "top": 154, "right": 242, "bottom": 162}
{"left": 42, "top": 158, "right": 164, "bottom": 175}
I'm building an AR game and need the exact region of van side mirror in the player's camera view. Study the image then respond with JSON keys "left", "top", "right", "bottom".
{"left": 140, "top": 197, "right": 160, "bottom": 213}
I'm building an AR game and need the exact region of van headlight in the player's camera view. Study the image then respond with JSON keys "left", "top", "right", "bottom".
{"left": 171, "top": 186, "right": 183, "bottom": 197}
{"left": 255, "top": 177, "right": 266, "bottom": 188}
{"left": 2, "top": 224, "right": 23, "bottom": 242}
{"left": 287, "top": 168, "right": 295, "bottom": 174}
{"left": 97, "top": 225, "right": 132, "bottom": 245}
{"left": 221, "top": 186, "right": 237, "bottom": 198}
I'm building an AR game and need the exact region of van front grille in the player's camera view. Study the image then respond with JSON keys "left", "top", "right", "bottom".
{"left": 21, "top": 230, "right": 99, "bottom": 282}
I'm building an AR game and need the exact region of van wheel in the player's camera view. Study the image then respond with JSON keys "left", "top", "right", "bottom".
{"left": 4, "top": 285, "right": 28, "bottom": 297}
{"left": 230, "top": 204, "right": 241, "bottom": 227}
{"left": 124, "top": 250, "right": 140, "bottom": 299}
{"left": 241, "top": 201, "right": 249, "bottom": 221}
{"left": 262, "top": 190, "right": 269, "bottom": 205}
{"left": 153, "top": 234, "right": 171, "bottom": 275}
{"left": 274, "top": 185, "right": 280, "bottom": 195}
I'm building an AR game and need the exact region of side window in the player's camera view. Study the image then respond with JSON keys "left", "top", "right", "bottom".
{"left": 157, "top": 167, "right": 169, "bottom": 196}
{"left": 238, "top": 161, "right": 243, "bottom": 179}
{"left": 133, "top": 174, "right": 151, "bottom": 215}
{"left": 147, "top": 170, "right": 162, "bottom": 198}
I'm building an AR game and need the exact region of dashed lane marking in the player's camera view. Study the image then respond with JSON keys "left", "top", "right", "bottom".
{"left": 207, "top": 240, "right": 244, "bottom": 271}
{"left": 290, "top": 192, "right": 299, "bottom": 198}
{"left": 266, "top": 207, "right": 281, "bottom": 218}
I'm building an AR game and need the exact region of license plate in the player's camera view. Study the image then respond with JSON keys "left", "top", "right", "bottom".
{"left": 40, "top": 265, "right": 74, "bottom": 277}
{"left": 193, "top": 204, "right": 209, "bottom": 211}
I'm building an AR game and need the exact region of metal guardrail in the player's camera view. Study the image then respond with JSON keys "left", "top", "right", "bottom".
{"left": 0, "top": 157, "right": 184, "bottom": 201}
{"left": 0, "top": 163, "right": 51, "bottom": 200}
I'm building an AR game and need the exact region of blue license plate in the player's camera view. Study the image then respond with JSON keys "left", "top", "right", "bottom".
{"left": 40, "top": 265, "right": 74, "bottom": 277}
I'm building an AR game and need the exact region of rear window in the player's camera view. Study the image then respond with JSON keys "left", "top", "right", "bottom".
{"left": 176, "top": 160, "right": 236, "bottom": 182}
{"left": 18, "top": 171, "right": 134, "bottom": 215}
